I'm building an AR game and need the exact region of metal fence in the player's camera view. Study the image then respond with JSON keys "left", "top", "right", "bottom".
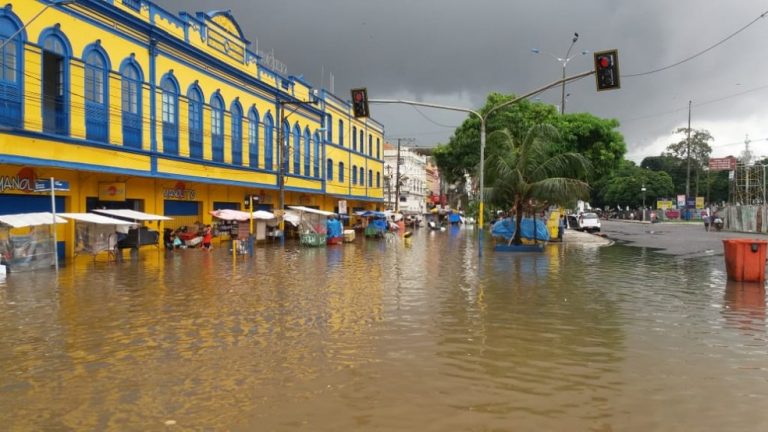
{"left": 722, "top": 205, "right": 767, "bottom": 234}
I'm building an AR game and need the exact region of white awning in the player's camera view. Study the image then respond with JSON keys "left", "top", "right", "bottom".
{"left": 209, "top": 209, "right": 275, "bottom": 221}
{"left": 287, "top": 206, "right": 336, "bottom": 217}
{"left": 0, "top": 212, "right": 68, "bottom": 228}
{"left": 59, "top": 213, "right": 135, "bottom": 226}
{"left": 93, "top": 209, "right": 173, "bottom": 221}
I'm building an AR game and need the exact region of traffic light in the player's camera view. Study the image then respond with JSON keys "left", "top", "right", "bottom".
{"left": 351, "top": 88, "right": 369, "bottom": 118}
{"left": 593, "top": 49, "right": 620, "bottom": 91}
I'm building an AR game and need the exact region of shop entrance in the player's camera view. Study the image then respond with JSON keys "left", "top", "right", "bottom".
{"left": 164, "top": 200, "right": 201, "bottom": 231}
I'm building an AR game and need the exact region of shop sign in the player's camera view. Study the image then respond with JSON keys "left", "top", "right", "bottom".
{"left": 163, "top": 181, "right": 196, "bottom": 200}
{"left": 99, "top": 182, "right": 126, "bottom": 202}
{"left": 0, "top": 167, "right": 37, "bottom": 193}
{"left": 695, "top": 197, "right": 704, "bottom": 209}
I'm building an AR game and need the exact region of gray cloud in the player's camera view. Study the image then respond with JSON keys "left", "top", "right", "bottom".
{"left": 154, "top": 0, "right": 768, "bottom": 161}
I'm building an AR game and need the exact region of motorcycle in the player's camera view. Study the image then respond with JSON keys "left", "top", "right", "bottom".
{"left": 712, "top": 216, "right": 723, "bottom": 232}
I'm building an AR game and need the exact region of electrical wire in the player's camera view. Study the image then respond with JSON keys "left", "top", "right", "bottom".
{"left": 623, "top": 9, "right": 768, "bottom": 78}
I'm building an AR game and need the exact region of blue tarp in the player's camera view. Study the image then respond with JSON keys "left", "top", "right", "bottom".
{"left": 448, "top": 213, "right": 461, "bottom": 224}
{"left": 326, "top": 218, "right": 343, "bottom": 239}
{"left": 491, "top": 217, "right": 550, "bottom": 241}
{"left": 371, "top": 219, "right": 388, "bottom": 233}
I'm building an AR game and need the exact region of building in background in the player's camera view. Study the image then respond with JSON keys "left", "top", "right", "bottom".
{"left": 0, "top": 0, "right": 384, "bottom": 258}
{"left": 383, "top": 143, "right": 426, "bottom": 214}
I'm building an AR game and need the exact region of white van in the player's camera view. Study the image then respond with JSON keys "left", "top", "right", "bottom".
{"left": 576, "top": 212, "right": 601, "bottom": 233}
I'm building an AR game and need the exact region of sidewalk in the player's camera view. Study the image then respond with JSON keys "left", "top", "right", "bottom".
{"left": 562, "top": 229, "right": 613, "bottom": 246}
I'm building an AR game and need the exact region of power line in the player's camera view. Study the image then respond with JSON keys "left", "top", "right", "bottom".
{"left": 624, "top": 9, "right": 768, "bottom": 78}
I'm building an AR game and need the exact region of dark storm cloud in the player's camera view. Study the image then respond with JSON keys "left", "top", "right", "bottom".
{"left": 154, "top": 0, "right": 768, "bottom": 160}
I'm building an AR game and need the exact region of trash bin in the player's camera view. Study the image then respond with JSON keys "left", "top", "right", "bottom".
{"left": 723, "top": 239, "right": 768, "bottom": 282}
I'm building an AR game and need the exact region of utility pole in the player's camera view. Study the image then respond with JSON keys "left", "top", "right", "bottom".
{"left": 685, "top": 100, "right": 692, "bottom": 200}
{"left": 395, "top": 138, "right": 402, "bottom": 212}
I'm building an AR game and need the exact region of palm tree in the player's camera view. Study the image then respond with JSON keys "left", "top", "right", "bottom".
{"left": 486, "top": 123, "right": 591, "bottom": 245}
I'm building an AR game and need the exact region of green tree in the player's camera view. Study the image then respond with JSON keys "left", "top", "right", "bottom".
{"left": 486, "top": 124, "right": 590, "bottom": 244}
{"left": 600, "top": 160, "right": 674, "bottom": 208}
{"left": 665, "top": 128, "right": 713, "bottom": 196}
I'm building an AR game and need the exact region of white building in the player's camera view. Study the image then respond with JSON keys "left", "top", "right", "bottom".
{"left": 383, "top": 144, "right": 427, "bottom": 213}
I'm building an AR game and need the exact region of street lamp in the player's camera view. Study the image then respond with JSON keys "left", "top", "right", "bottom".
{"left": 531, "top": 32, "right": 587, "bottom": 114}
{"left": 0, "top": 0, "right": 77, "bottom": 52}
{"left": 641, "top": 185, "right": 647, "bottom": 221}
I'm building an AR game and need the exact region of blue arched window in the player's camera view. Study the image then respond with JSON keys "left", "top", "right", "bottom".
{"left": 359, "top": 129, "right": 364, "bottom": 154}
{"left": 248, "top": 107, "right": 259, "bottom": 168}
{"left": 359, "top": 167, "right": 364, "bottom": 186}
{"left": 352, "top": 126, "right": 357, "bottom": 152}
{"left": 0, "top": 13, "right": 23, "bottom": 128}
{"left": 160, "top": 74, "right": 179, "bottom": 155}
{"left": 187, "top": 84, "right": 203, "bottom": 159}
{"left": 210, "top": 92, "right": 224, "bottom": 162}
{"left": 377, "top": 171, "right": 381, "bottom": 188}
{"left": 40, "top": 30, "right": 71, "bottom": 135}
{"left": 326, "top": 158, "right": 333, "bottom": 181}
{"left": 352, "top": 164, "right": 357, "bottom": 185}
{"left": 376, "top": 138, "right": 381, "bottom": 159}
{"left": 303, "top": 127, "right": 311, "bottom": 176}
{"left": 120, "top": 59, "right": 142, "bottom": 149}
{"left": 264, "top": 113, "right": 274, "bottom": 170}
{"left": 368, "top": 169, "right": 373, "bottom": 187}
{"left": 338, "top": 119, "right": 344, "bottom": 147}
{"left": 326, "top": 113, "right": 333, "bottom": 142}
{"left": 313, "top": 132, "right": 320, "bottom": 178}
{"left": 282, "top": 121, "right": 290, "bottom": 173}
{"left": 292, "top": 124, "right": 301, "bottom": 174}
{"left": 368, "top": 134, "right": 373, "bottom": 156}
{"left": 231, "top": 101, "right": 243, "bottom": 165}
{"left": 84, "top": 45, "right": 109, "bottom": 143}
{"left": 339, "top": 161, "right": 344, "bottom": 183}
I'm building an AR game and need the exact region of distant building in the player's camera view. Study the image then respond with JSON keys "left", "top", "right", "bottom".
{"left": 383, "top": 143, "right": 427, "bottom": 213}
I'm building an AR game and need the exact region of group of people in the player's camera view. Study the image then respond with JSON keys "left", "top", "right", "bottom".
{"left": 164, "top": 223, "right": 213, "bottom": 251}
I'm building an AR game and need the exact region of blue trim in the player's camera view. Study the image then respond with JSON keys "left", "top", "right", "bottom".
{"left": 0, "top": 8, "right": 25, "bottom": 129}
{"left": 205, "top": 10, "right": 248, "bottom": 42}
{"left": 230, "top": 99, "right": 243, "bottom": 166}
{"left": 149, "top": 38, "right": 157, "bottom": 171}
{"left": 120, "top": 58, "right": 143, "bottom": 149}
{"left": 39, "top": 26, "right": 72, "bottom": 137}
{"left": 210, "top": 90, "right": 225, "bottom": 163}
{"left": 247, "top": 106, "right": 259, "bottom": 169}
{"left": 159, "top": 72, "right": 180, "bottom": 156}
{"left": 263, "top": 112, "right": 274, "bottom": 170}
{"left": 187, "top": 82, "right": 204, "bottom": 159}
{"left": 83, "top": 43, "right": 111, "bottom": 143}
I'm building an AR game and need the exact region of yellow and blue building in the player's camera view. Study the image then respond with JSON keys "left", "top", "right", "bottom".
{"left": 0, "top": 0, "right": 385, "bottom": 258}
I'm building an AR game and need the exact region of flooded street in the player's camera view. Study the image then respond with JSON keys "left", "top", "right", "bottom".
{"left": 1, "top": 227, "right": 767, "bottom": 431}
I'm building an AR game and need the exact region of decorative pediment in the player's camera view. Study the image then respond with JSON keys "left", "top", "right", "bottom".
{"left": 207, "top": 10, "right": 246, "bottom": 42}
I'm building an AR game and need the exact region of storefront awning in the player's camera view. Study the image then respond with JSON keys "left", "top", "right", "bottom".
{"left": 287, "top": 206, "right": 337, "bottom": 217}
{"left": 93, "top": 209, "right": 173, "bottom": 222}
{"left": 59, "top": 213, "right": 135, "bottom": 226}
{"left": 209, "top": 209, "right": 275, "bottom": 221}
{"left": 0, "top": 212, "right": 67, "bottom": 228}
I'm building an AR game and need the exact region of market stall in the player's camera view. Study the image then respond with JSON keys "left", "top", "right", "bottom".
{"left": 92, "top": 209, "right": 172, "bottom": 255}
{"left": 59, "top": 213, "right": 135, "bottom": 262}
{"left": 0, "top": 212, "right": 67, "bottom": 272}
{"left": 209, "top": 209, "right": 276, "bottom": 241}
{"left": 286, "top": 206, "right": 337, "bottom": 247}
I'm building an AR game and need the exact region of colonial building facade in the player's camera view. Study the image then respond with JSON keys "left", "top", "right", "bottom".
{"left": 0, "top": 0, "right": 384, "bottom": 258}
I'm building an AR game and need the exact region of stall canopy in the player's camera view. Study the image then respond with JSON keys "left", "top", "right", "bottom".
{"left": 209, "top": 209, "right": 275, "bottom": 221}
{"left": 287, "top": 206, "right": 337, "bottom": 216}
{"left": 0, "top": 212, "right": 67, "bottom": 228}
{"left": 59, "top": 213, "right": 135, "bottom": 226}
{"left": 93, "top": 209, "right": 172, "bottom": 221}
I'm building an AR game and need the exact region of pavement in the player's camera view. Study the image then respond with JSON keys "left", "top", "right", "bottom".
{"left": 596, "top": 219, "right": 768, "bottom": 258}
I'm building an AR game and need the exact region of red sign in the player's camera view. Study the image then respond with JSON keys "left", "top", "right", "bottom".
{"left": 709, "top": 157, "right": 737, "bottom": 171}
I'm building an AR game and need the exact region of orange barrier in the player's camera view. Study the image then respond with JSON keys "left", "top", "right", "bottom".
{"left": 723, "top": 239, "right": 768, "bottom": 282}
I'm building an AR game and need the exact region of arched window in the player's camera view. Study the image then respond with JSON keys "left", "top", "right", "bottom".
{"left": 313, "top": 132, "right": 320, "bottom": 178}
{"left": 231, "top": 101, "right": 243, "bottom": 165}
{"left": 210, "top": 93, "right": 224, "bottom": 162}
{"left": 359, "top": 129, "right": 364, "bottom": 154}
{"left": 327, "top": 158, "right": 333, "bottom": 181}
{"left": 368, "top": 169, "right": 373, "bottom": 187}
{"left": 368, "top": 134, "right": 373, "bottom": 156}
{"left": 84, "top": 45, "right": 109, "bottom": 143}
{"left": 339, "top": 161, "right": 344, "bottom": 183}
{"left": 352, "top": 164, "right": 357, "bottom": 185}
{"left": 376, "top": 138, "right": 381, "bottom": 159}
{"left": 326, "top": 113, "right": 333, "bottom": 142}
{"left": 293, "top": 123, "right": 301, "bottom": 174}
{"left": 359, "top": 167, "right": 364, "bottom": 186}
{"left": 352, "top": 126, "right": 357, "bottom": 152}
{"left": 248, "top": 107, "right": 259, "bottom": 168}
{"left": 187, "top": 85, "right": 203, "bottom": 159}
{"left": 40, "top": 30, "right": 70, "bottom": 135}
{"left": 0, "top": 13, "right": 23, "bottom": 127}
{"left": 120, "top": 60, "right": 142, "bottom": 149}
{"left": 338, "top": 119, "right": 344, "bottom": 147}
{"left": 303, "top": 127, "right": 311, "bottom": 176}
{"left": 160, "top": 74, "right": 179, "bottom": 155}
{"left": 377, "top": 171, "right": 381, "bottom": 188}
{"left": 264, "top": 113, "right": 274, "bottom": 170}
{"left": 282, "top": 121, "right": 290, "bottom": 173}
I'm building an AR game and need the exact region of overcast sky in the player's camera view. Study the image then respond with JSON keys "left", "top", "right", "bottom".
{"left": 154, "top": 0, "right": 768, "bottom": 163}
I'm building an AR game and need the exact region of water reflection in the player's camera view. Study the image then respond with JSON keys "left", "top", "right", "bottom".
{"left": 1, "top": 229, "right": 767, "bottom": 430}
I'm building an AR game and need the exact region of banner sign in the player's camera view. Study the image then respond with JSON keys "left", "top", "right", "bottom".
{"left": 98, "top": 182, "right": 126, "bottom": 202}
{"left": 709, "top": 157, "right": 737, "bottom": 171}
{"left": 695, "top": 197, "right": 704, "bottom": 209}
{"left": 677, "top": 195, "right": 686, "bottom": 207}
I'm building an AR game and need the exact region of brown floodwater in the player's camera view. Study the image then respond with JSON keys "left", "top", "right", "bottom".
{"left": 1, "top": 227, "right": 767, "bottom": 431}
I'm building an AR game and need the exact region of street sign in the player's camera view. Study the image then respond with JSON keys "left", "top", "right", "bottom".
{"left": 35, "top": 179, "right": 70, "bottom": 192}
{"left": 708, "top": 157, "right": 737, "bottom": 171}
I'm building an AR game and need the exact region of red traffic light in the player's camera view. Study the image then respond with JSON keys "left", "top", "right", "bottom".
{"left": 598, "top": 56, "right": 610, "bottom": 68}
{"left": 593, "top": 49, "right": 620, "bottom": 91}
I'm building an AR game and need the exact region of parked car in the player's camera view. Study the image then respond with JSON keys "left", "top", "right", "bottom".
{"left": 574, "top": 212, "right": 602, "bottom": 233}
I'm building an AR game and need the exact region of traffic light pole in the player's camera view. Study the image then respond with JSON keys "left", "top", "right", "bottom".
{"left": 369, "top": 68, "right": 595, "bottom": 257}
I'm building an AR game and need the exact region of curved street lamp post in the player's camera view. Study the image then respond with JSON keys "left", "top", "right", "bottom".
{"left": 531, "top": 32, "right": 587, "bottom": 114}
